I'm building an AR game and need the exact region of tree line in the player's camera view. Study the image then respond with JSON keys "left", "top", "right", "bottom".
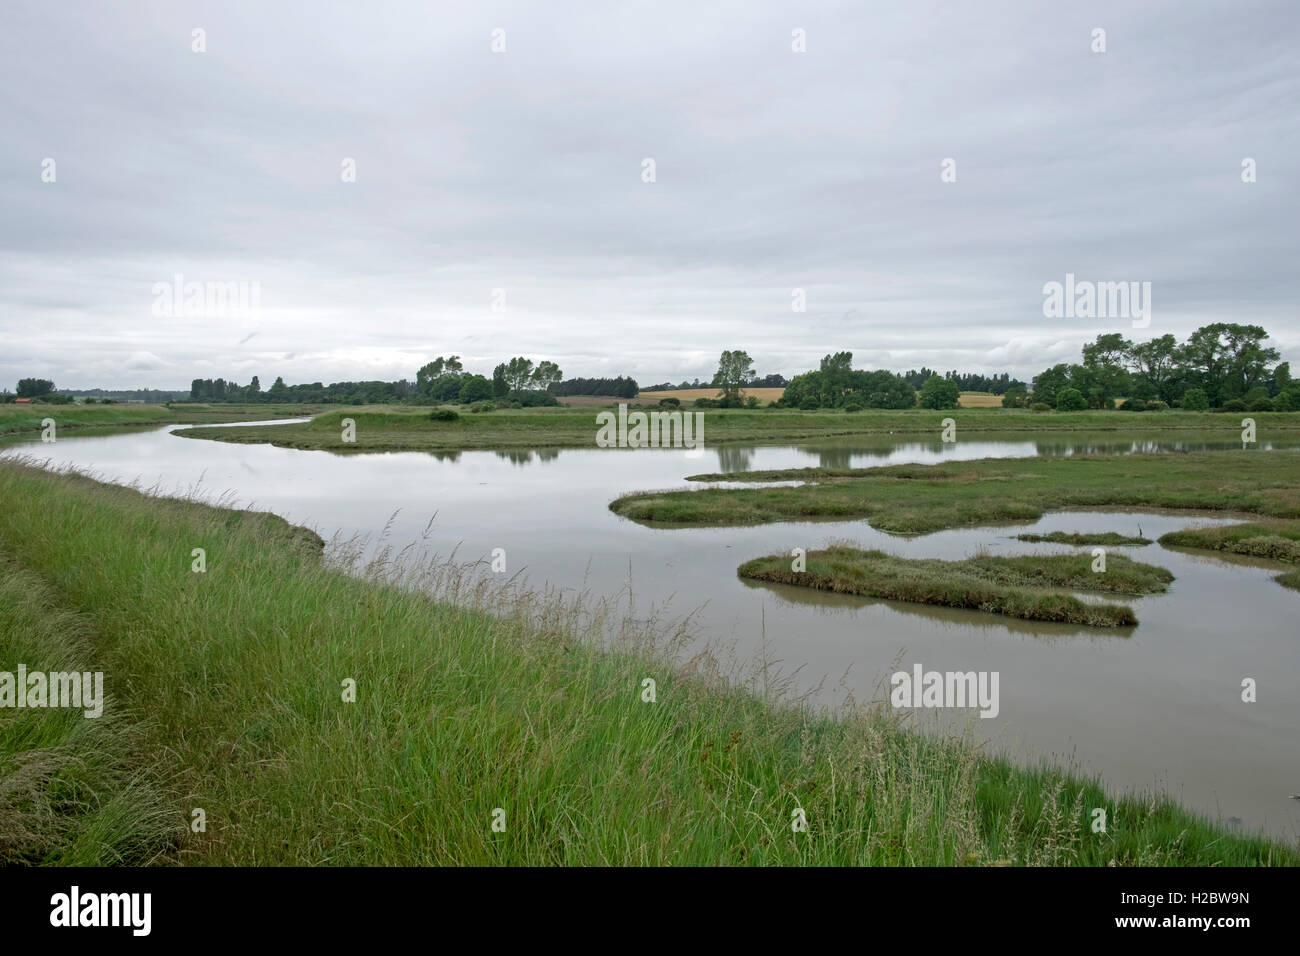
{"left": 1017, "top": 324, "right": 1296, "bottom": 411}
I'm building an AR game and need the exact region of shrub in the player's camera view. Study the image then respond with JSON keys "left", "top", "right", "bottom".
{"left": 469, "top": 402, "right": 496, "bottom": 413}
{"left": 458, "top": 375, "right": 494, "bottom": 404}
{"left": 1222, "top": 398, "right": 1247, "bottom": 412}
{"left": 744, "top": 396, "right": 761, "bottom": 409}
{"left": 798, "top": 397, "right": 820, "bottom": 411}
{"left": 1146, "top": 400, "right": 1169, "bottom": 411}
{"left": 1274, "top": 389, "right": 1300, "bottom": 411}
{"left": 693, "top": 397, "right": 719, "bottom": 409}
{"left": 1054, "top": 388, "right": 1088, "bottom": 412}
{"left": 429, "top": 408, "right": 460, "bottom": 422}
{"left": 1030, "top": 402, "right": 1051, "bottom": 413}
{"left": 1180, "top": 387, "right": 1209, "bottom": 410}
{"left": 1250, "top": 397, "right": 1274, "bottom": 412}
{"left": 844, "top": 403, "right": 864, "bottom": 413}
{"left": 657, "top": 397, "right": 681, "bottom": 408}
{"left": 1119, "top": 398, "right": 1147, "bottom": 412}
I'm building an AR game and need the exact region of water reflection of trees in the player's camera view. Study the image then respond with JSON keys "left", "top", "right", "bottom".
{"left": 713, "top": 446, "right": 755, "bottom": 473}
{"left": 492, "top": 447, "right": 561, "bottom": 466}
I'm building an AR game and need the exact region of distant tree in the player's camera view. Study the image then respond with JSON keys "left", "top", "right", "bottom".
{"left": 16, "top": 378, "right": 55, "bottom": 398}
{"left": 1031, "top": 364, "right": 1073, "bottom": 408}
{"left": 918, "top": 375, "right": 961, "bottom": 410}
{"left": 712, "top": 350, "right": 755, "bottom": 404}
{"left": 1001, "top": 385, "right": 1029, "bottom": 408}
{"left": 492, "top": 363, "right": 509, "bottom": 398}
{"left": 504, "top": 357, "right": 535, "bottom": 393}
{"left": 458, "top": 374, "right": 494, "bottom": 404}
{"left": 1054, "top": 387, "right": 1088, "bottom": 411}
{"left": 531, "top": 360, "right": 563, "bottom": 393}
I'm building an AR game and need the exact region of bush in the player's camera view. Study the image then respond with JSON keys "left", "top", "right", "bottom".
{"left": 1222, "top": 398, "right": 1247, "bottom": 412}
{"left": 844, "top": 403, "right": 864, "bottom": 413}
{"left": 1146, "top": 400, "right": 1169, "bottom": 411}
{"left": 744, "top": 396, "right": 761, "bottom": 409}
{"left": 693, "top": 397, "right": 720, "bottom": 409}
{"left": 1030, "top": 402, "right": 1051, "bottom": 413}
{"left": 429, "top": 408, "right": 460, "bottom": 422}
{"left": 798, "top": 398, "right": 820, "bottom": 411}
{"left": 1119, "top": 398, "right": 1147, "bottom": 412}
{"left": 657, "top": 397, "right": 681, "bottom": 408}
{"left": 1249, "top": 397, "right": 1274, "bottom": 412}
{"left": 1180, "top": 387, "right": 1209, "bottom": 411}
{"left": 1274, "top": 389, "right": 1300, "bottom": 412}
{"left": 468, "top": 402, "right": 496, "bottom": 413}
{"left": 1054, "top": 388, "right": 1088, "bottom": 412}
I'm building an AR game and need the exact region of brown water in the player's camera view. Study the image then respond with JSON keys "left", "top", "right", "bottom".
{"left": 5, "top": 424, "right": 1298, "bottom": 840}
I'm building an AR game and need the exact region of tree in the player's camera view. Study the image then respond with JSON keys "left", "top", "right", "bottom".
{"left": 268, "top": 376, "right": 288, "bottom": 399}
{"left": 504, "top": 357, "right": 535, "bottom": 393}
{"left": 531, "top": 360, "right": 562, "bottom": 392}
{"left": 1178, "top": 324, "right": 1279, "bottom": 404}
{"left": 918, "top": 375, "right": 961, "bottom": 409}
{"left": 16, "top": 378, "right": 55, "bottom": 398}
{"left": 1001, "top": 385, "right": 1029, "bottom": 408}
{"left": 458, "top": 374, "right": 494, "bottom": 404}
{"left": 248, "top": 376, "right": 262, "bottom": 397}
{"left": 1055, "top": 387, "right": 1088, "bottom": 411}
{"left": 1079, "top": 333, "right": 1131, "bottom": 404}
{"left": 492, "top": 363, "right": 509, "bottom": 398}
{"left": 712, "top": 350, "right": 755, "bottom": 404}
{"left": 416, "top": 356, "right": 464, "bottom": 394}
{"left": 1031, "top": 364, "right": 1072, "bottom": 408}
{"left": 1127, "top": 334, "right": 1181, "bottom": 403}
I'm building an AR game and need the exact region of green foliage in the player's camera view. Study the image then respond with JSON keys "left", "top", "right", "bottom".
{"left": 429, "top": 408, "right": 460, "bottom": 422}
{"left": 712, "top": 350, "right": 755, "bottom": 404}
{"left": 1180, "top": 387, "right": 1209, "bottom": 410}
{"left": 16, "top": 378, "right": 55, "bottom": 398}
{"left": 458, "top": 374, "right": 494, "bottom": 404}
{"left": 1054, "top": 387, "right": 1088, "bottom": 411}
{"left": 918, "top": 376, "right": 961, "bottom": 410}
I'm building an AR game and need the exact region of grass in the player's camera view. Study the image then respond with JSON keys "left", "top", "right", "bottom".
{"left": 1015, "top": 532, "right": 1152, "bottom": 546}
{"left": 172, "top": 405, "right": 1300, "bottom": 453}
{"left": 738, "top": 548, "right": 1172, "bottom": 627}
{"left": 610, "top": 450, "right": 1300, "bottom": 534}
{"left": 1158, "top": 520, "right": 1300, "bottom": 590}
{"left": 0, "top": 458, "right": 1292, "bottom": 865}
{"left": 0, "top": 403, "right": 325, "bottom": 436}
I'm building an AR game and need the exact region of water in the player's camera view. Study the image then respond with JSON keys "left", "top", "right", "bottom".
{"left": 5, "top": 423, "right": 1298, "bottom": 840}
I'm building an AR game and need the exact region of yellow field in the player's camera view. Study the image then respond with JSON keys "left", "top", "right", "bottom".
{"left": 558, "top": 387, "right": 787, "bottom": 406}
{"left": 958, "top": 392, "right": 1002, "bottom": 408}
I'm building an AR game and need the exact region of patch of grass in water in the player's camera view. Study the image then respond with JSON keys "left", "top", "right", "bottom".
{"left": 738, "top": 547, "right": 1174, "bottom": 627}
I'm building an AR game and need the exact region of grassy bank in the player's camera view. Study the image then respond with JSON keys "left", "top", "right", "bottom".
{"left": 1015, "top": 532, "right": 1152, "bottom": 546}
{"left": 0, "top": 460, "right": 1293, "bottom": 865}
{"left": 611, "top": 450, "right": 1300, "bottom": 534}
{"left": 172, "top": 405, "right": 1300, "bottom": 453}
{"left": 1159, "top": 520, "right": 1300, "bottom": 590}
{"left": 738, "top": 548, "right": 1172, "bottom": 627}
{"left": 0, "top": 403, "right": 325, "bottom": 437}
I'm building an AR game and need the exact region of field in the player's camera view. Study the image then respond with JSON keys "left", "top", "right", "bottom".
{"left": 958, "top": 391, "right": 1003, "bottom": 408}
{"left": 0, "top": 402, "right": 326, "bottom": 436}
{"left": 610, "top": 449, "right": 1300, "bottom": 535}
{"left": 1, "top": 456, "right": 1292, "bottom": 865}
{"left": 173, "top": 405, "right": 1300, "bottom": 454}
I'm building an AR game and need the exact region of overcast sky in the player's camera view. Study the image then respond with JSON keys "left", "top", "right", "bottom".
{"left": 2, "top": 0, "right": 1297, "bottom": 390}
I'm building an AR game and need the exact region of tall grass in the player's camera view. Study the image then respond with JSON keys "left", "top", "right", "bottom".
{"left": 0, "top": 458, "right": 1293, "bottom": 865}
